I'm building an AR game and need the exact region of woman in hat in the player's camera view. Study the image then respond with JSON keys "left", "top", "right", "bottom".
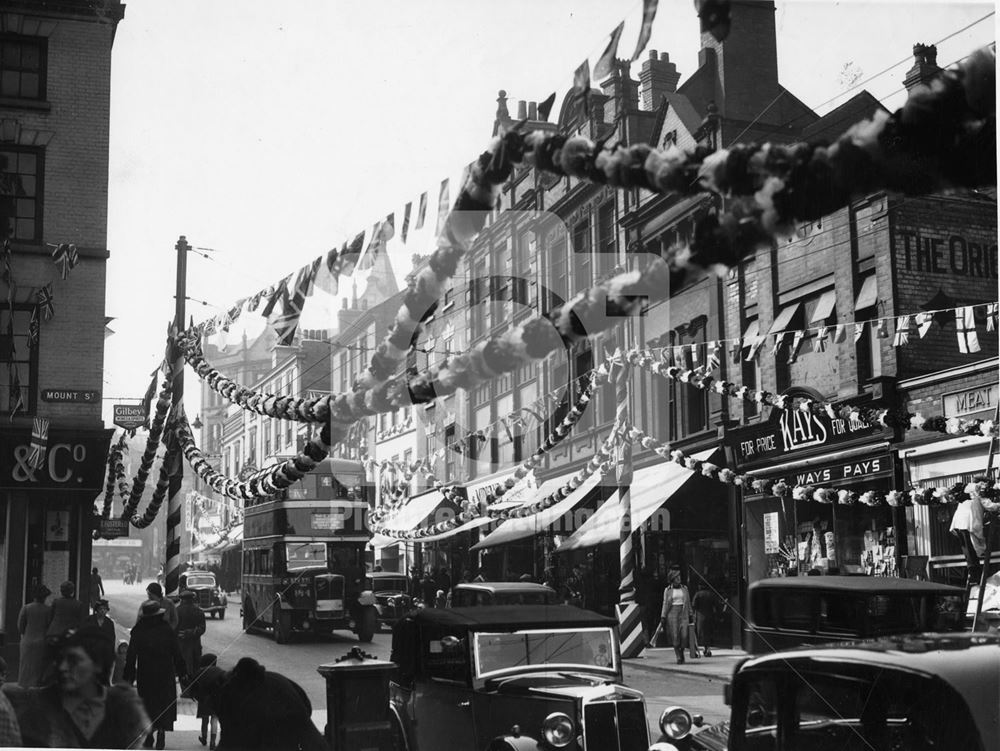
{"left": 124, "top": 600, "right": 188, "bottom": 749}
{"left": 176, "top": 590, "right": 206, "bottom": 689}
{"left": 3, "top": 624, "right": 150, "bottom": 748}
{"left": 17, "top": 585, "right": 52, "bottom": 687}
{"left": 82, "top": 599, "right": 117, "bottom": 663}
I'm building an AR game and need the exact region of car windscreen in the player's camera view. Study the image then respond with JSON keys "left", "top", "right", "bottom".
{"left": 492, "top": 592, "right": 554, "bottom": 605}
{"left": 185, "top": 575, "right": 215, "bottom": 588}
{"left": 734, "top": 665, "right": 983, "bottom": 751}
{"left": 371, "top": 577, "right": 408, "bottom": 592}
{"left": 473, "top": 627, "right": 616, "bottom": 679}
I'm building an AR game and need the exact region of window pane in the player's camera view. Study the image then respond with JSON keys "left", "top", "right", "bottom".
{"left": 0, "top": 71, "right": 17, "bottom": 96}
{"left": 20, "top": 73, "right": 37, "bottom": 98}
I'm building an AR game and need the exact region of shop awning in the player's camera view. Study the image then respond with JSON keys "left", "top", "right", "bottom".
{"left": 215, "top": 524, "right": 243, "bottom": 552}
{"left": 471, "top": 469, "right": 606, "bottom": 551}
{"left": 555, "top": 448, "right": 720, "bottom": 552}
{"left": 810, "top": 289, "right": 837, "bottom": 323}
{"left": 854, "top": 275, "right": 878, "bottom": 311}
{"left": 377, "top": 489, "right": 449, "bottom": 541}
{"left": 767, "top": 303, "right": 800, "bottom": 335}
{"left": 902, "top": 435, "right": 996, "bottom": 483}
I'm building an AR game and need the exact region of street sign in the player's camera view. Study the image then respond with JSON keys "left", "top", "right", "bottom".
{"left": 98, "top": 518, "right": 130, "bottom": 538}
{"left": 41, "top": 389, "right": 101, "bottom": 404}
{"left": 113, "top": 403, "right": 146, "bottom": 430}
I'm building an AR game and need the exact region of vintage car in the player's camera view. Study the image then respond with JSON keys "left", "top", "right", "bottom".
{"left": 368, "top": 571, "right": 415, "bottom": 629}
{"left": 448, "top": 581, "right": 558, "bottom": 607}
{"left": 745, "top": 575, "right": 966, "bottom": 654}
{"left": 170, "top": 570, "right": 228, "bottom": 619}
{"left": 389, "top": 605, "right": 701, "bottom": 751}
{"left": 709, "top": 632, "right": 1000, "bottom": 751}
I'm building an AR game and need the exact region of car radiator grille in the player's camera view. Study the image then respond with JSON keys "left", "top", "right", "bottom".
{"left": 314, "top": 576, "right": 345, "bottom": 619}
{"left": 583, "top": 700, "right": 647, "bottom": 751}
{"left": 198, "top": 591, "right": 212, "bottom": 607}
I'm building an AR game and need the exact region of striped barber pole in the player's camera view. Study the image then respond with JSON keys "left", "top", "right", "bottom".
{"left": 614, "top": 352, "right": 646, "bottom": 658}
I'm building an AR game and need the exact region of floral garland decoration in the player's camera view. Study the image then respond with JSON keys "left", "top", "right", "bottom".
{"left": 631, "top": 349, "right": 999, "bottom": 438}
{"left": 119, "top": 374, "right": 173, "bottom": 521}
{"left": 97, "top": 432, "right": 129, "bottom": 520}
{"left": 174, "top": 414, "right": 338, "bottom": 502}
{"left": 370, "top": 368, "right": 604, "bottom": 529}
{"left": 374, "top": 417, "right": 621, "bottom": 540}
{"left": 130, "top": 439, "right": 180, "bottom": 529}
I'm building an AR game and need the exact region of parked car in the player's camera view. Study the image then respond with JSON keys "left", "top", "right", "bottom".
{"left": 368, "top": 571, "right": 415, "bottom": 629}
{"left": 745, "top": 575, "right": 966, "bottom": 654}
{"left": 448, "top": 581, "right": 558, "bottom": 607}
{"left": 170, "top": 570, "right": 228, "bottom": 619}
{"left": 709, "top": 632, "right": 1000, "bottom": 751}
{"left": 389, "top": 605, "right": 702, "bottom": 750}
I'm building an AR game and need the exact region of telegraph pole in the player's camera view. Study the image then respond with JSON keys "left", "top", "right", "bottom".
{"left": 165, "top": 235, "right": 188, "bottom": 597}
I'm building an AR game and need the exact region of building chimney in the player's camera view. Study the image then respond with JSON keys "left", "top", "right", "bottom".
{"left": 528, "top": 101, "right": 537, "bottom": 120}
{"left": 639, "top": 50, "right": 681, "bottom": 110}
{"left": 600, "top": 59, "right": 640, "bottom": 119}
{"left": 903, "top": 43, "right": 940, "bottom": 92}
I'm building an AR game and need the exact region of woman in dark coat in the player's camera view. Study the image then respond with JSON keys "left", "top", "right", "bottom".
{"left": 124, "top": 600, "right": 188, "bottom": 749}
{"left": 17, "top": 585, "right": 52, "bottom": 687}
{"left": 215, "top": 657, "right": 326, "bottom": 751}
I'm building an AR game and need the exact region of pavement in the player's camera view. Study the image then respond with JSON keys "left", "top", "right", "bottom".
{"left": 159, "top": 647, "right": 745, "bottom": 750}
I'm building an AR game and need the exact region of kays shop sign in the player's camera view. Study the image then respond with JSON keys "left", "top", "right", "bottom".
{"left": 733, "top": 401, "right": 891, "bottom": 467}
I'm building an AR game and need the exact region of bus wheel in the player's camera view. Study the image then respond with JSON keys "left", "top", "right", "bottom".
{"left": 242, "top": 600, "right": 257, "bottom": 633}
{"left": 356, "top": 607, "right": 376, "bottom": 643}
{"left": 274, "top": 610, "right": 292, "bottom": 644}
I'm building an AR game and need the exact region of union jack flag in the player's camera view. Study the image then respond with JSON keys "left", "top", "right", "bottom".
{"left": 28, "top": 417, "right": 49, "bottom": 469}
{"left": 27, "top": 304, "right": 38, "bottom": 349}
{"left": 37, "top": 284, "right": 53, "bottom": 321}
{"left": 51, "top": 243, "right": 78, "bottom": 280}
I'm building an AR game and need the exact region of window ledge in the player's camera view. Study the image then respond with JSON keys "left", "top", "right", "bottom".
{"left": 0, "top": 97, "right": 50, "bottom": 112}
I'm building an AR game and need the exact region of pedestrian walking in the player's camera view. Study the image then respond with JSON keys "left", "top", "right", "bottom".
{"left": 660, "top": 566, "right": 693, "bottom": 665}
{"left": 82, "top": 599, "right": 117, "bottom": 681}
{"left": 191, "top": 653, "right": 226, "bottom": 750}
{"left": 124, "top": 600, "right": 188, "bottom": 749}
{"left": 691, "top": 582, "right": 720, "bottom": 657}
{"left": 420, "top": 570, "right": 437, "bottom": 605}
{"left": 16, "top": 585, "right": 52, "bottom": 688}
{"left": 89, "top": 567, "right": 105, "bottom": 611}
{"left": 176, "top": 590, "right": 207, "bottom": 691}
{"left": 46, "top": 581, "right": 88, "bottom": 637}
{"left": 4, "top": 624, "right": 150, "bottom": 748}
{"left": 136, "top": 582, "right": 178, "bottom": 632}
{"left": 112, "top": 641, "right": 129, "bottom": 685}
{"left": 215, "top": 656, "right": 326, "bottom": 751}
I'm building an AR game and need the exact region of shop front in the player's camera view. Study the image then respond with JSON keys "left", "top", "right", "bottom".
{"left": 729, "top": 391, "right": 904, "bottom": 587}
{"left": 1, "top": 426, "right": 112, "bottom": 673}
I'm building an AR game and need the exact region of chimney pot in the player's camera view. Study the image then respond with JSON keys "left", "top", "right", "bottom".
{"left": 528, "top": 101, "right": 537, "bottom": 119}
{"left": 649, "top": 50, "right": 658, "bottom": 61}
{"left": 517, "top": 100, "right": 528, "bottom": 119}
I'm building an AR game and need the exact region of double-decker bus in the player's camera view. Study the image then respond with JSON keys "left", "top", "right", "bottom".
{"left": 241, "top": 457, "right": 377, "bottom": 643}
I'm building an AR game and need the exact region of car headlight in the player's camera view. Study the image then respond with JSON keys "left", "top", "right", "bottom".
{"left": 659, "top": 707, "right": 692, "bottom": 740}
{"left": 541, "top": 712, "right": 574, "bottom": 748}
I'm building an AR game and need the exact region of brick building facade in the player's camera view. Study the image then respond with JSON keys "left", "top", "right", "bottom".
{"left": 0, "top": 1, "right": 124, "bottom": 672}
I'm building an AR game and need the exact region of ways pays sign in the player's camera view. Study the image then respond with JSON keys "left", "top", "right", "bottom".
{"left": 0, "top": 428, "right": 113, "bottom": 491}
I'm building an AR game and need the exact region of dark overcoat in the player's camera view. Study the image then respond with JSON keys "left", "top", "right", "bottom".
{"left": 123, "top": 615, "right": 186, "bottom": 730}
{"left": 216, "top": 669, "right": 326, "bottom": 751}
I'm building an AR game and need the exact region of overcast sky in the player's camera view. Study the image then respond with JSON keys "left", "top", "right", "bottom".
{"left": 101, "top": 0, "right": 996, "bottom": 422}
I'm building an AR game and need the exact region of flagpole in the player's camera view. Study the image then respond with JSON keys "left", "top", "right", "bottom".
{"left": 165, "top": 235, "right": 188, "bottom": 598}
{"left": 615, "top": 353, "right": 645, "bottom": 658}
{"left": 972, "top": 403, "right": 999, "bottom": 631}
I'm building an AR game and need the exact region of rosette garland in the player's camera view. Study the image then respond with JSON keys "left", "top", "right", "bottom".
{"left": 130, "top": 432, "right": 181, "bottom": 529}
{"left": 174, "top": 413, "right": 341, "bottom": 502}
{"left": 374, "top": 416, "right": 622, "bottom": 540}
{"left": 97, "top": 432, "right": 129, "bottom": 520}
{"left": 119, "top": 374, "right": 173, "bottom": 521}
{"left": 370, "top": 369, "right": 604, "bottom": 530}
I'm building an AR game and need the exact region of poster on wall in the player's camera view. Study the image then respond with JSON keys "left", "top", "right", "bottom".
{"left": 45, "top": 511, "right": 69, "bottom": 543}
{"left": 43, "top": 550, "right": 70, "bottom": 598}
{"left": 763, "top": 512, "right": 780, "bottom": 554}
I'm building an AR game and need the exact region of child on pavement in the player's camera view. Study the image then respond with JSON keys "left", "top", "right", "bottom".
{"left": 192, "top": 653, "right": 226, "bottom": 749}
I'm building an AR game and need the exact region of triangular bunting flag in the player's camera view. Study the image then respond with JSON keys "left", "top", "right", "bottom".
{"left": 689, "top": 342, "right": 700, "bottom": 366}
{"left": 435, "top": 178, "right": 450, "bottom": 237}
{"left": 1, "top": 240, "right": 10, "bottom": 286}
{"left": 383, "top": 212, "right": 395, "bottom": 243}
{"left": 27, "top": 416, "right": 49, "bottom": 470}
{"left": 630, "top": 0, "right": 660, "bottom": 62}
{"left": 572, "top": 58, "right": 591, "bottom": 117}
{"left": 37, "top": 284, "right": 53, "bottom": 321}
{"left": 787, "top": 331, "right": 805, "bottom": 363}
{"left": 313, "top": 248, "right": 341, "bottom": 296}
{"left": 729, "top": 337, "right": 742, "bottom": 364}
{"left": 815, "top": 326, "right": 830, "bottom": 351}
{"left": 415, "top": 192, "right": 428, "bottom": 230}
{"left": 594, "top": 21, "right": 625, "bottom": 80}
{"left": 401, "top": 202, "right": 412, "bottom": 244}
{"left": 875, "top": 318, "right": 889, "bottom": 339}
{"left": 771, "top": 332, "right": 788, "bottom": 356}
{"left": 986, "top": 302, "right": 998, "bottom": 333}
{"left": 8, "top": 364, "right": 23, "bottom": 422}
{"left": 537, "top": 92, "right": 556, "bottom": 122}
{"left": 708, "top": 341, "right": 721, "bottom": 372}
{"left": 892, "top": 315, "right": 911, "bottom": 347}
{"left": 957, "top": 306, "right": 981, "bottom": 354}
{"left": 833, "top": 323, "right": 848, "bottom": 343}
{"left": 853, "top": 322, "right": 865, "bottom": 342}
{"left": 51, "top": 243, "right": 78, "bottom": 280}
{"left": 261, "top": 275, "right": 292, "bottom": 320}
{"left": 915, "top": 311, "right": 933, "bottom": 338}
{"left": 27, "top": 304, "right": 38, "bottom": 349}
